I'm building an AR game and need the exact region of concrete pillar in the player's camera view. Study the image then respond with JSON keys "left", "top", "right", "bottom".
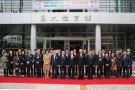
{"left": 30, "top": 25, "right": 37, "bottom": 54}
{"left": 88, "top": 40, "right": 90, "bottom": 51}
{"left": 43, "top": 40, "right": 47, "bottom": 49}
{"left": 95, "top": 25, "right": 101, "bottom": 54}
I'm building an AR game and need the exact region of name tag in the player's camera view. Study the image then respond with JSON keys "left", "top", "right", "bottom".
{"left": 99, "top": 59, "right": 102, "bottom": 61}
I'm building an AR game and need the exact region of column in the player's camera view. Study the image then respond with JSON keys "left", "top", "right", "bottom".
{"left": 30, "top": 25, "right": 37, "bottom": 54}
{"left": 95, "top": 25, "right": 101, "bottom": 54}
{"left": 43, "top": 40, "right": 47, "bottom": 49}
{"left": 88, "top": 40, "right": 90, "bottom": 51}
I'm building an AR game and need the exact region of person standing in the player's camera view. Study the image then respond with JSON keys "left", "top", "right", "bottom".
{"left": 86, "top": 50, "right": 94, "bottom": 79}
{"left": 59, "top": 50, "right": 66, "bottom": 79}
{"left": 19, "top": 50, "right": 26, "bottom": 77}
{"left": 115, "top": 50, "right": 122, "bottom": 77}
{"left": 7, "top": 50, "right": 14, "bottom": 77}
{"left": 127, "top": 48, "right": 133, "bottom": 76}
{"left": 96, "top": 50, "right": 104, "bottom": 79}
{"left": 91, "top": 50, "right": 97, "bottom": 76}
{"left": 1, "top": 51, "right": 8, "bottom": 77}
{"left": 43, "top": 50, "right": 51, "bottom": 78}
{"left": 13, "top": 52, "right": 20, "bottom": 77}
{"left": 121, "top": 51, "right": 131, "bottom": 79}
{"left": 119, "top": 49, "right": 123, "bottom": 76}
{"left": 35, "top": 49, "right": 42, "bottom": 78}
{"left": 65, "top": 49, "right": 69, "bottom": 76}
{"left": 104, "top": 52, "right": 111, "bottom": 78}
{"left": 78, "top": 49, "right": 85, "bottom": 80}
{"left": 68, "top": 50, "right": 75, "bottom": 79}
{"left": 50, "top": 50, "right": 58, "bottom": 79}
{"left": 111, "top": 52, "right": 117, "bottom": 78}
{"left": 83, "top": 49, "right": 88, "bottom": 76}
{"left": 26, "top": 49, "right": 34, "bottom": 77}
{"left": 73, "top": 49, "right": 78, "bottom": 76}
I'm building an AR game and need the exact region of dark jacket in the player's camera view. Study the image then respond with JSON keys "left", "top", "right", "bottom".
{"left": 51, "top": 54, "right": 59, "bottom": 66}
{"left": 95, "top": 54, "right": 104, "bottom": 67}
{"left": 68, "top": 54, "right": 75, "bottom": 66}
{"left": 19, "top": 54, "right": 26, "bottom": 68}
{"left": 34, "top": 54, "right": 42, "bottom": 67}
{"left": 7, "top": 54, "right": 14, "bottom": 68}
{"left": 127, "top": 52, "right": 133, "bottom": 64}
{"left": 59, "top": 54, "right": 66, "bottom": 67}
{"left": 26, "top": 54, "right": 34, "bottom": 66}
{"left": 104, "top": 56, "right": 111, "bottom": 66}
{"left": 77, "top": 54, "right": 85, "bottom": 67}
{"left": 115, "top": 55, "right": 122, "bottom": 66}
{"left": 121, "top": 55, "right": 131, "bottom": 67}
{"left": 86, "top": 55, "right": 94, "bottom": 67}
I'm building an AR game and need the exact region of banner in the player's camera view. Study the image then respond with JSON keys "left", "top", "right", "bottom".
{"left": 32, "top": 0, "right": 99, "bottom": 10}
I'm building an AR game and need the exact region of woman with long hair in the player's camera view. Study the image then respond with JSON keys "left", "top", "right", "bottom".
{"left": 43, "top": 50, "right": 51, "bottom": 78}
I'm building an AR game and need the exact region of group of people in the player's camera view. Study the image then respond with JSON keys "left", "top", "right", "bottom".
{"left": 0, "top": 48, "right": 133, "bottom": 80}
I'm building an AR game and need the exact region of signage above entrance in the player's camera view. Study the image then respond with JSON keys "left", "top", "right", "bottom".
{"left": 32, "top": 13, "right": 100, "bottom": 24}
{"left": 32, "top": 0, "right": 99, "bottom": 10}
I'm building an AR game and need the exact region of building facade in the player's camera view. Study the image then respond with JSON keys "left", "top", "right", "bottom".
{"left": 0, "top": 0, "right": 135, "bottom": 54}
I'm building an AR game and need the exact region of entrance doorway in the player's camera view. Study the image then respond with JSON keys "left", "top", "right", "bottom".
{"left": 44, "top": 37, "right": 90, "bottom": 52}
{"left": 70, "top": 41, "right": 82, "bottom": 53}
{"left": 51, "top": 40, "right": 64, "bottom": 50}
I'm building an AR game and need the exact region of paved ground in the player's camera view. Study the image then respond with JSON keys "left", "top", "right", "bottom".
{"left": 0, "top": 61, "right": 135, "bottom": 90}
{"left": 0, "top": 83, "right": 135, "bottom": 90}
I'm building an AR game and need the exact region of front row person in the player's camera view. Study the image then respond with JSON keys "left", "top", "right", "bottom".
{"left": 25, "top": 49, "right": 33, "bottom": 77}
{"left": 111, "top": 52, "right": 117, "bottom": 78}
{"left": 1, "top": 51, "right": 8, "bottom": 77}
{"left": 43, "top": 50, "right": 51, "bottom": 78}
{"left": 86, "top": 50, "right": 94, "bottom": 79}
{"left": 51, "top": 50, "right": 58, "bottom": 79}
{"left": 68, "top": 50, "right": 75, "bottom": 79}
{"left": 13, "top": 52, "right": 20, "bottom": 77}
{"left": 35, "top": 49, "right": 42, "bottom": 78}
{"left": 96, "top": 50, "right": 104, "bottom": 79}
{"left": 122, "top": 51, "right": 131, "bottom": 79}
{"left": 59, "top": 50, "right": 66, "bottom": 79}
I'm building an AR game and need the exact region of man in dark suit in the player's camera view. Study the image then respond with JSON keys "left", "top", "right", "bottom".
{"left": 68, "top": 50, "right": 75, "bottom": 79}
{"left": 127, "top": 48, "right": 133, "bottom": 76}
{"left": 115, "top": 50, "right": 122, "bottom": 77}
{"left": 95, "top": 50, "right": 104, "bottom": 79}
{"left": 34, "top": 49, "right": 42, "bottom": 78}
{"left": 91, "top": 50, "right": 97, "bottom": 76}
{"left": 122, "top": 51, "right": 131, "bottom": 79}
{"left": 77, "top": 49, "right": 85, "bottom": 80}
{"left": 59, "top": 50, "right": 66, "bottom": 79}
{"left": 56, "top": 49, "right": 61, "bottom": 76}
{"left": 119, "top": 49, "right": 123, "bottom": 76}
{"left": 86, "top": 50, "right": 94, "bottom": 79}
{"left": 65, "top": 49, "right": 69, "bottom": 76}
{"left": 25, "top": 49, "right": 34, "bottom": 77}
{"left": 83, "top": 49, "right": 88, "bottom": 76}
{"left": 73, "top": 49, "right": 78, "bottom": 76}
{"left": 51, "top": 50, "right": 59, "bottom": 79}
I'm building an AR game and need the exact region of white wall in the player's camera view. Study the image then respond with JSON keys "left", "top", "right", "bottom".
{"left": 0, "top": 13, "right": 135, "bottom": 24}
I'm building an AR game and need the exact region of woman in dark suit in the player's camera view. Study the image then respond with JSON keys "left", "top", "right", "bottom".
{"left": 104, "top": 52, "right": 111, "bottom": 78}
